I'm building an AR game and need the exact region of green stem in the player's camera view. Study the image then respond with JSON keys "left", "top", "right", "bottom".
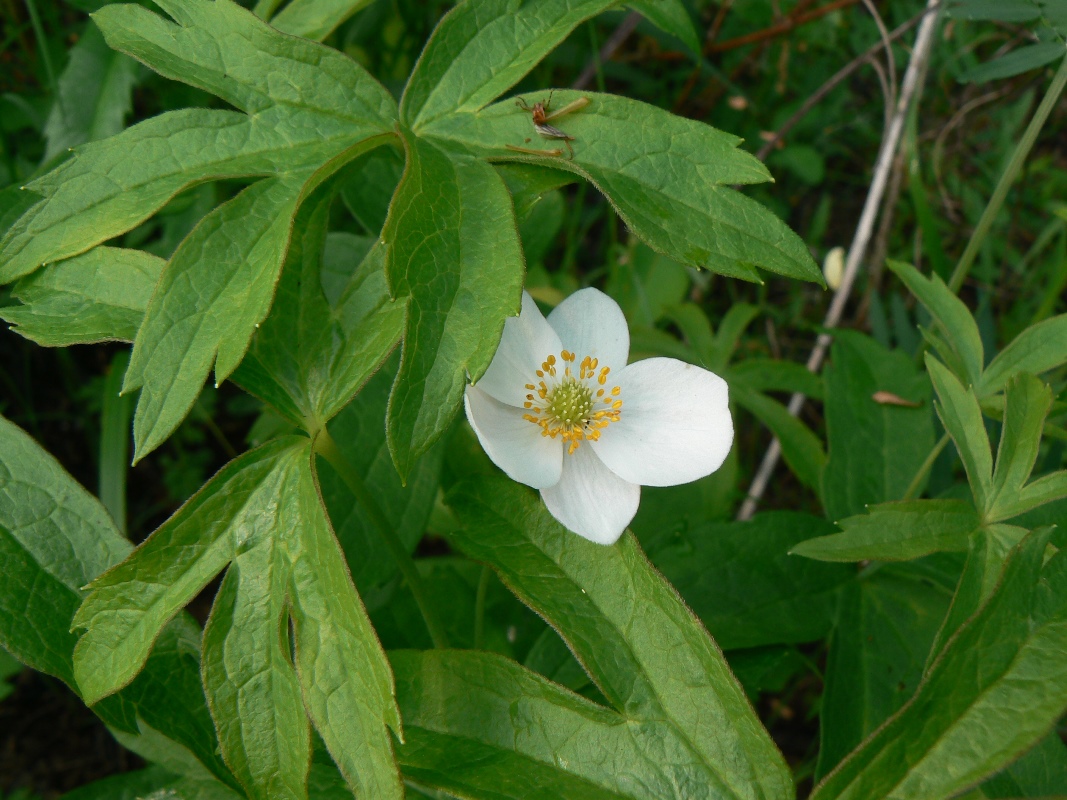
{"left": 947, "top": 54, "right": 1067, "bottom": 294}
{"left": 314, "top": 429, "right": 450, "bottom": 649}
{"left": 473, "top": 565, "right": 490, "bottom": 650}
{"left": 903, "top": 431, "right": 950, "bottom": 501}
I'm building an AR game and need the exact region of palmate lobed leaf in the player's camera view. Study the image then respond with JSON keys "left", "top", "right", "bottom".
{"left": 444, "top": 475, "right": 793, "bottom": 800}
{"left": 71, "top": 437, "right": 306, "bottom": 706}
{"left": 422, "top": 90, "right": 820, "bottom": 284}
{"left": 811, "top": 528, "right": 1067, "bottom": 800}
{"left": 383, "top": 129, "right": 524, "bottom": 479}
{"left": 72, "top": 435, "right": 404, "bottom": 799}
{"left": 0, "top": 0, "right": 402, "bottom": 461}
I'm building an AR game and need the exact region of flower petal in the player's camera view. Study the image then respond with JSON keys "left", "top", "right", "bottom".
{"left": 540, "top": 445, "right": 639, "bottom": 545}
{"left": 475, "top": 292, "right": 563, "bottom": 407}
{"left": 590, "top": 358, "right": 732, "bottom": 487}
{"left": 464, "top": 385, "right": 563, "bottom": 489}
{"left": 547, "top": 287, "right": 629, "bottom": 369}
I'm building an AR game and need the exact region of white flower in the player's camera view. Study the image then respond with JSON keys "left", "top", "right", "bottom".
{"left": 464, "top": 288, "right": 733, "bottom": 545}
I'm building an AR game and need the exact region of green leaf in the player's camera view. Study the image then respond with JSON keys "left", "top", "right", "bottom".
{"left": 95, "top": 0, "right": 396, "bottom": 120}
{"left": 628, "top": 0, "right": 701, "bottom": 53}
{"left": 423, "top": 90, "right": 821, "bottom": 283}
{"left": 0, "top": 110, "right": 381, "bottom": 285}
{"left": 447, "top": 476, "right": 793, "bottom": 800}
{"left": 234, "top": 181, "right": 404, "bottom": 431}
{"left": 815, "top": 558, "right": 958, "bottom": 780}
{"left": 0, "top": 0, "right": 397, "bottom": 283}
{"left": 290, "top": 451, "right": 403, "bottom": 800}
{"left": 0, "top": 246, "right": 162, "bottom": 346}
{"left": 43, "top": 21, "right": 138, "bottom": 163}
{"left": 649, "top": 512, "right": 853, "bottom": 649}
{"left": 124, "top": 137, "right": 389, "bottom": 462}
{"left": 269, "top": 0, "right": 374, "bottom": 42}
{"left": 124, "top": 176, "right": 303, "bottom": 460}
{"left": 924, "top": 524, "right": 1027, "bottom": 668}
{"left": 961, "top": 42, "right": 1065, "bottom": 83}
{"left": 0, "top": 414, "right": 130, "bottom": 684}
{"left": 97, "top": 616, "right": 239, "bottom": 789}
{"left": 400, "top": 0, "right": 618, "bottom": 126}
{"left": 71, "top": 437, "right": 305, "bottom": 705}
{"left": 791, "top": 500, "right": 980, "bottom": 562}
{"left": 886, "top": 260, "right": 984, "bottom": 386}
{"left": 731, "top": 383, "right": 827, "bottom": 493}
{"left": 395, "top": 648, "right": 746, "bottom": 799}
{"left": 0, "top": 414, "right": 234, "bottom": 788}
{"left": 821, "top": 333, "right": 934, "bottom": 520}
{"left": 202, "top": 510, "right": 310, "bottom": 799}
{"left": 811, "top": 529, "right": 1067, "bottom": 800}
{"left": 384, "top": 129, "right": 524, "bottom": 478}
{"left": 927, "top": 355, "right": 994, "bottom": 514}
{"left": 978, "top": 313, "right": 1067, "bottom": 396}
{"left": 987, "top": 373, "right": 1053, "bottom": 521}
{"left": 995, "top": 469, "right": 1067, "bottom": 521}
{"left": 318, "top": 360, "right": 442, "bottom": 594}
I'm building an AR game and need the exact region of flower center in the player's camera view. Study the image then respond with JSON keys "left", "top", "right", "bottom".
{"left": 522, "top": 350, "right": 623, "bottom": 454}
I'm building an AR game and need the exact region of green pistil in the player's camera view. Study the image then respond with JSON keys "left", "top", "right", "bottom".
{"left": 547, "top": 378, "right": 593, "bottom": 427}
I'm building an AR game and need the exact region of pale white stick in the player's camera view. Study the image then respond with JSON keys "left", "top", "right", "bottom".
{"left": 737, "top": 0, "right": 942, "bottom": 521}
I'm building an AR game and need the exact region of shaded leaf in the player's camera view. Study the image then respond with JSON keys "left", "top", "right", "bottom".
{"left": 628, "top": 0, "right": 701, "bottom": 52}
{"left": 649, "top": 511, "right": 853, "bottom": 650}
{"left": 44, "top": 21, "right": 139, "bottom": 163}
{"left": 0, "top": 414, "right": 233, "bottom": 787}
{"left": 733, "top": 384, "right": 827, "bottom": 493}
{"left": 961, "top": 42, "right": 1064, "bottom": 83}
{"left": 812, "top": 529, "right": 1067, "bottom": 800}
{"left": 317, "top": 360, "right": 442, "bottom": 594}
{"left": 978, "top": 313, "right": 1067, "bottom": 396}
{"left": 815, "top": 558, "right": 958, "bottom": 780}
{"left": 822, "top": 332, "right": 933, "bottom": 520}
